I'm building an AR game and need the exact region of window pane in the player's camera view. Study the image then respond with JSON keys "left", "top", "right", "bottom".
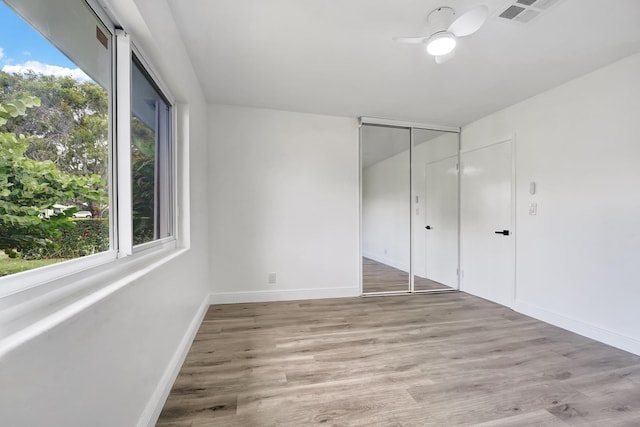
{"left": 0, "top": 1, "right": 111, "bottom": 277}
{"left": 131, "top": 55, "right": 172, "bottom": 245}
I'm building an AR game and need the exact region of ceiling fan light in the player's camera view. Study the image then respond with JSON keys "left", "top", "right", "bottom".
{"left": 426, "top": 32, "right": 456, "bottom": 56}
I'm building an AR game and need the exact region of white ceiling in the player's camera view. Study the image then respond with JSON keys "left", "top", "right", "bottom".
{"left": 168, "top": 0, "right": 640, "bottom": 127}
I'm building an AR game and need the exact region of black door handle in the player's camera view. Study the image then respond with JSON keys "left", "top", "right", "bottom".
{"left": 425, "top": 225, "right": 432, "bottom": 230}
{"left": 494, "top": 230, "right": 510, "bottom": 236}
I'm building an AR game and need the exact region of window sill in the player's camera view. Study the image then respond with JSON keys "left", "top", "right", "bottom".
{"left": 0, "top": 243, "right": 188, "bottom": 357}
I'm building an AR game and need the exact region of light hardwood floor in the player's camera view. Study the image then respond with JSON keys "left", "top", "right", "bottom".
{"left": 362, "top": 257, "right": 451, "bottom": 293}
{"left": 157, "top": 293, "right": 640, "bottom": 426}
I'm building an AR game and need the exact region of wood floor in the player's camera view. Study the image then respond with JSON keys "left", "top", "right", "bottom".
{"left": 157, "top": 293, "right": 640, "bottom": 426}
{"left": 362, "top": 257, "right": 452, "bottom": 293}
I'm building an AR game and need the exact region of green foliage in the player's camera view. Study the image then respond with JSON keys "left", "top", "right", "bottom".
{"left": 0, "top": 95, "right": 107, "bottom": 258}
{"left": 0, "top": 94, "right": 41, "bottom": 126}
{"left": 21, "top": 218, "right": 109, "bottom": 259}
{"left": 0, "top": 70, "right": 109, "bottom": 216}
{"left": 131, "top": 116, "right": 156, "bottom": 244}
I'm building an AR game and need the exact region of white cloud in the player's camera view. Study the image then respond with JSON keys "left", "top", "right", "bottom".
{"left": 0, "top": 47, "right": 4, "bottom": 61}
{"left": 2, "top": 60, "right": 91, "bottom": 82}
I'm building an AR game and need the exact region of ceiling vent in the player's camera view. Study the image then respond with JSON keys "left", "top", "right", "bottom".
{"left": 498, "top": 0, "right": 563, "bottom": 23}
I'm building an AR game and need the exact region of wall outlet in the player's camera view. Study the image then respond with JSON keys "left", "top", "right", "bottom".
{"left": 529, "top": 202, "right": 538, "bottom": 215}
{"left": 268, "top": 272, "right": 277, "bottom": 284}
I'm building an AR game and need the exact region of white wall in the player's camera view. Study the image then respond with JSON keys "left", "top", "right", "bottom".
{"left": 208, "top": 105, "right": 360, "bottom": 302}
{"left": 461, "top": 52, "right": 640, "bottom": 355}
{"left": 362, "top": 149, "right": 411, "bottom": 271}
{"left": 0, "top": 0, "right": 211, "bottom": 426}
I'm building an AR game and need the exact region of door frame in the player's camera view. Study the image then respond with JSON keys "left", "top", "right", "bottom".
{"left": 358, "top": 117, "right": 462, "bottom": 296}
{"left": 459, "top": 136, "right": 517, "bottom": 307}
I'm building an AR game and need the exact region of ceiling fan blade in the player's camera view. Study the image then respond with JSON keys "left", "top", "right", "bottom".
{"left": 448, "top": 5, "right": 488, "bottom": 37}
{"left": 392, "top": 36, "right": 428, "bottom": 44}
{"left": 435, "top": 50, "right": 456, "bottom": 64}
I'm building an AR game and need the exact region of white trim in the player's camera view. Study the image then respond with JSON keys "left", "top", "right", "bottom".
{"left": 175, "top": 103, "right": 190, "bottom": 249}
{"left": 358, "top": 125, "right": 363, "bottom": 295}
{"left": 459, "top": 137, "right": 514, "bottom": 154}
{"left": 362, "top": 291, "right": 411, "bottom": 297}
{"left": 455, "top": 134, "right": 462, "bottom": 291}
{"left": 0, "top": 250, "right": 116, "bottom": 299}
{"left": 210, "top": 288, "right": 360, "bottom": 304}
{"left": 510, "top": 135, "right": 518, "bottom": 306}
{"left": 409, "top": 128, "right": 415, "bottom": 293}
{"left": 0, "top": 248, "right": 188, "bottom": 357}
{"left": 514, "top": 300, "right": 640, "bottom": 356}
{"left": 138, "top": 292, "right": 209, "bottom": 427}
{"left": 414, "top": 289, "right": 458, "bottom": 295}
{"left": 359, "top": 117, "right": 460, "bottom": 133}
{"left": 115, "top": 29, "right": 133, "bottom": 257}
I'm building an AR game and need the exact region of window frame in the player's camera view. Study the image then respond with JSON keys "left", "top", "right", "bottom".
{"left": 0, "top": 0, "right": 179, "bottom": 299}
{"left": 129, "top": 49, "right": 177, "bottom": 250}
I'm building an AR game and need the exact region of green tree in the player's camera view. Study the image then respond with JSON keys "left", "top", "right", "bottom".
{"left": 0, "top": 96, "right": 106, "bottom": 258}
{"left": 0, "top": 70, "right": 109, "bottom": 216}
{"left": 131, "top": 116, "right": 156, "bottom": 244}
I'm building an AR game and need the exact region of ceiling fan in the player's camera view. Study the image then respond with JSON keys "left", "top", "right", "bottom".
{"left": 393, "top": 5, "right": 489, "bottom": 64}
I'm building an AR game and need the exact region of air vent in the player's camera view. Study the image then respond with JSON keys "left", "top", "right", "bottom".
{"left": 498, "top": 0, "right": 563, "bottom": 23}
{"left": 499, "top": 5, "right": 525, "bottom": 19}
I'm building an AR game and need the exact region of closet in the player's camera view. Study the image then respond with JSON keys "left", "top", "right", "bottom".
{"left": 360, "top": 119, "right": 460, "bottom": 295}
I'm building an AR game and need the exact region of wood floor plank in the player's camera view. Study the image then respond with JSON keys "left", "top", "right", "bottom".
{"left": 157, "top": 293, "right": 640, "bottom": 426}
{"left": 362, "top": 257, "right": 451, "bottom": 293}
{"left": 472, "top": 409, "right": 568, "bottom": 426}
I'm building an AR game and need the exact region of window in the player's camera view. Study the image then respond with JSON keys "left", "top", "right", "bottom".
{"left": 131, "top": 55, "right": 173, "bottom": 246}
{"left": 0, "top": 0, "right": 175, "bottom": 285}
{"left": 0, "top": 0, "right": 112, "bottom": 277}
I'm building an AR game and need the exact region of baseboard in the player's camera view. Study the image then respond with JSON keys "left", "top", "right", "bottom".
{"left": 137, "top": 293, "right": 210, "bottom": 427}
{"left": 210, "top": 287, "right": 360, "bottom": 304}
{"left": 514, "top": 300, "right": 640, "bottom": 356}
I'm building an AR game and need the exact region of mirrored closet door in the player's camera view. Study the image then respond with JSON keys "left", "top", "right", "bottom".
{"left": 361, "top": 125, "right": 411, "bottom": 294}
{"left": 412, "top": 128, "right": 459, "bottom": 292}
{"left": 360, "top": 121, "right": 460, "bottom": 295}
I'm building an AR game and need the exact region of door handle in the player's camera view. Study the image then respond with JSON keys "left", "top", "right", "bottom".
{"left": 425, "top": 225, "right": 432, "bottom": 230}
{"left": 494, "top": 230, "right": 510, "bottom": 236}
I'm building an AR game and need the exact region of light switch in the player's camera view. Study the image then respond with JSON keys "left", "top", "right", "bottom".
{"left": 529, "top": 202, "right": 537, "bottom": 215}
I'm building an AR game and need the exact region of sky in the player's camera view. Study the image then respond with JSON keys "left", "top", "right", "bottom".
{"left": 0, "top": 1, "right": 90, "bottom": 82}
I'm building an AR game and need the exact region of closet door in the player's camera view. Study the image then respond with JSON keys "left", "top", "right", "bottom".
{"left": 361, "top": 125, "right": 411, "bottom": 294}
{"left": 412, "top": 129, "right": 460, "bottom": 292}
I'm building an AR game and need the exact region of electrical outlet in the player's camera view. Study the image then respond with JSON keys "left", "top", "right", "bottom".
{"left": 529, "top": 202, "right": 537, "bottom": 215}
{"left": 268, "top": 272, "right": 277, "bottom": 284}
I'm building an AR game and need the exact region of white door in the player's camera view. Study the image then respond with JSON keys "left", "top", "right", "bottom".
{"left": 425, "top": 156, "right": 459, "bottom": 288}
{"left": 461, "top": 140, "right": 514, "bottom": 307}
